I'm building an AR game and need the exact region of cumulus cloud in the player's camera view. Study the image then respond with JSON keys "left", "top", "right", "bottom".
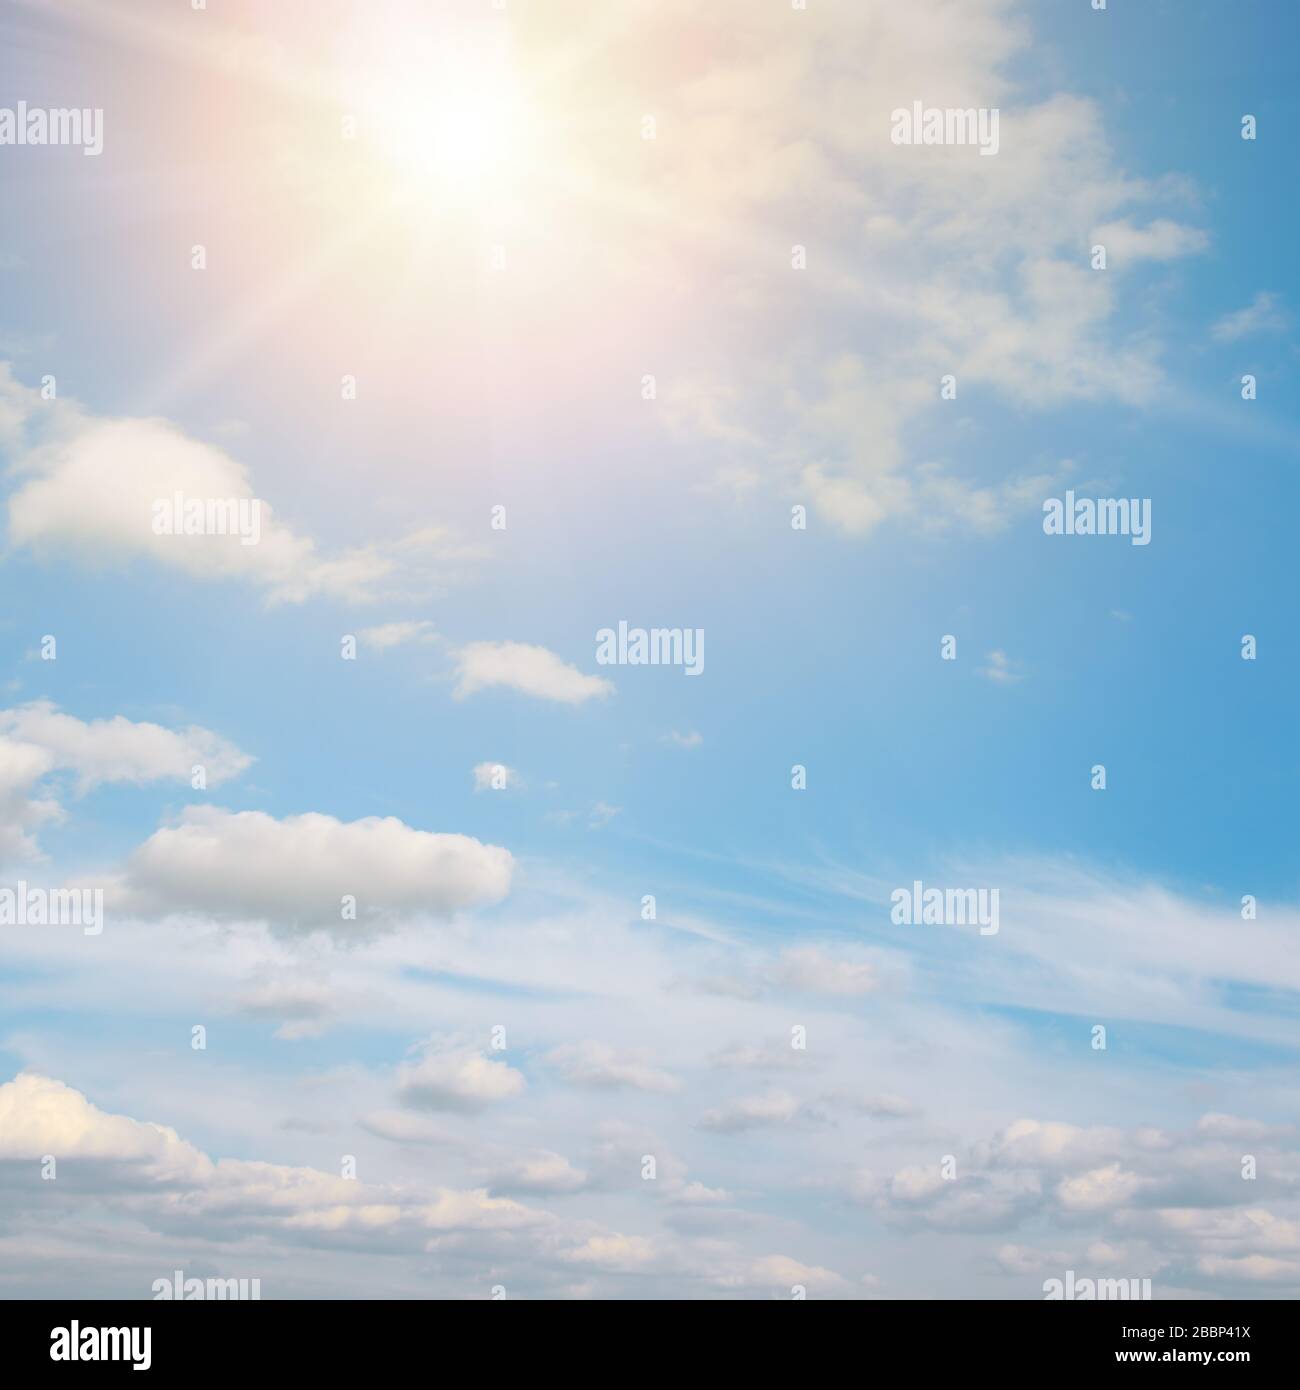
{"left": 0, "top": 699, "right": 251, "bottom": 793}
{"left": 1055, "top": 1163, "right": 1144, "bottom": 1213}
{"left": 487, "top": 1150, "right": 588, "bottom": 1195}
{"left": 867, "top": 1166, "right": 1043, "bottom": 1234}
{"left": 396, "top": 1039, "right": 526, "bottom": 1112}
{"left": 0, "top": 734, "right": 60, "bottom": 859}
{"left": 0, "top": 1071, "right": 852, "bottom": 1297}
{"left": 453, "top": 641, "right": 614, "bottom": 704}
{"left": 746, "top": 1254, "right": 845, "bottom": 1292}
{"left": 0, "top": 1072, "right": 207, "bottom": 1175}
{"left": 105, "top": 806, "right": 512, "bottom": 925}
{"left": 0, "top": 1073, "right": 547, "bottom": 1251}
{"left": 852, "top": 1110, "right": 1300, "bottom": 1289}
{"left": 2, "top": 375, "right": 473, "bottom": 605}
{"left": 0, "top": 702, "right": 250, "bottom": 861}
{"left": 560, "top": 1233, "right": 660, "bottom": 1272}
{"left": 6, "top": 860, "right": 1299, "bottom": 1297}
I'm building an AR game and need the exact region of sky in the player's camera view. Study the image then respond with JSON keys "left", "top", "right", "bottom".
{"left": 1, "top": 0, "right": 1299, "bottom": 1300}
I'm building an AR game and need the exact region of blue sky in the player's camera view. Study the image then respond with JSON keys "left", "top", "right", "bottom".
{"left": 1, "top": 0, "right": 1299, "bottom": 1299}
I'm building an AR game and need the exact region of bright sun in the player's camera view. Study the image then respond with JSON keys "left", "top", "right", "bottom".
{"left": 350, "top": 24, "right": 531, "bottom": 207}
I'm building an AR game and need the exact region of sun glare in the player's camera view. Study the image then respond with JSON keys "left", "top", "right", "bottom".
{"left": 352, "top": 31, "right": 530, "bottom": 206}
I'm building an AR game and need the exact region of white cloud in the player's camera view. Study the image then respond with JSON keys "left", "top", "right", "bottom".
{"left": 1195, "top": 1113, "right": 1288, "bottom": 1142}
{"left": 0, "top": 702, "right": 250, "bottom": 862}
{"left": 769, "top": 945, "right": 880, "bottom": 997}
{"left": 1211, "top": 291, "right": 1287, "bottom": 343}
{"left": 396, "top": 1039, "right": 526, "bottom": 1112}
{"left": 1091, "top": 218, "right": 1209, "bottom": 265}
{"left": 358, "top": 620, "right": 438, "bottom": 650}
{"left": 0, "top": 734, "right": 60, "bottom": 859}
{"left": 488, "top": 1150, "right": 588, "bottom": 1195}
{"left": 850, "top": 1093, "right": 918, "bottom": 1120}
{"left": 546, "top": 1041, "right": 681, "bottom": 1094}
{"left": 994, "top": 1243, "right": 1072, "bottom": 1275}
{"left": 1194, "top": 1254, "right": 1300, "bottom": 1285}
{"left": 854, "top": 1107, "right": 1300, "bottom": 1275}
{"left": 0, "top": 1060, "right": 846, "bottom": 1291}
{"left": 2, "top": 378, "right": 474, "bottom": 605}
{"left": 0, "top": 1072, "right": 208, "bottom": 1176}
{"left": 673, "top": 1181, "right": 731, "bottom": 1205}
{"left": 357, "top": 1110, "right": 458, "bottom": 1147}
{"left": 0, "top": 1072, "right": 547, "bottom": 1248}
{"left": 235, "top": 978, "right": 335, "bottom": 1040}
{"left": 5, "top": 859, "right": 1300, "bottom": 1296}
{"left": 560, "top": 1233, "right": 659, "bottom": 1271}
{"left": 0, "top": 699, "right": 252, "bottom": 793}
{"left": 699, "top": 1090, "right": 804, "bottom": 1134}
{"left": 453, "top": 641, "right": 613, "bottom": 704}
{"left": 0, "top": 361, "right": 40, "bottom": 453}
{"left": 1055, "top": 1163, "right": 1144, "bottom": 1213}
{"left": 987, "top": 1118, "right": 1126, "bottom": 1169}
{"left": 747, "top": 1254, "right": 845, "bottom": 1291}
{"left": 614, "top": 2, "right": 1209, "bottom": 535}
{"left": 106, "top": 806, "right": 513, "bottom": 925}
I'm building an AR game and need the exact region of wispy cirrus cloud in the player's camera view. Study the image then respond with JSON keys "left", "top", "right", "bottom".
{"left": 1212, "top": 291, "right": 1288, "bottom": 343}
